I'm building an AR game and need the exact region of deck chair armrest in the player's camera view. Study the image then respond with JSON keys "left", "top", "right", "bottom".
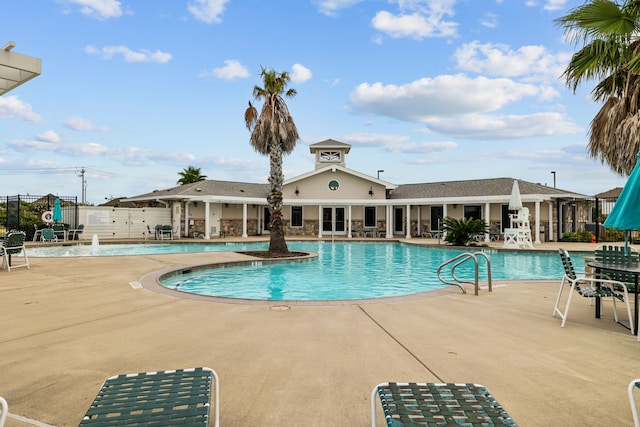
{"left": 575, "top": 277, "right": 627, "bottom": 291}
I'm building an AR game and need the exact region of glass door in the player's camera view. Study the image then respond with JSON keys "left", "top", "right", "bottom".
{"left": 322, "top": 207, "right": 346, "bottom": 234}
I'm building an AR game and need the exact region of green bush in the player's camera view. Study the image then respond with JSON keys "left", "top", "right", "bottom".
{"left": 442, "top": 217, "right": 488, "bottom": 246}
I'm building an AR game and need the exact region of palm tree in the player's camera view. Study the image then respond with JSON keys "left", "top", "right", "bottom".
{"left": 556, "top": 0, "right": 640, "bottom": 175}
{"left": 244, "top": 67, "right": 299, "bottom": 256}
{"left": 177, "top": 166, "right": 207, "bottom": 185}
{"left": 442, "top": 217, "right": 488, "bottom": 246}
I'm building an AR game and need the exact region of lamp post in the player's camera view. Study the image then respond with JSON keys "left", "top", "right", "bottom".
{"left": 551, "top": 171, "right": 556, "bottom": 188}
{"left": 377, "top": 169, "right": 384, "bottom": 179}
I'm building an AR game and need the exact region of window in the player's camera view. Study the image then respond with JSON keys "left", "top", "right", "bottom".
{"left": 364, "top": 206, "right": 376, "bottom": 228}
{"left": 464, "top": 205, "right": 482, "bottom": 220}
{"left": 291, "top": 206, "right": 303, "bottom": 227}
{"left": 430, "top": 206, "right": 443, "bottom": 231}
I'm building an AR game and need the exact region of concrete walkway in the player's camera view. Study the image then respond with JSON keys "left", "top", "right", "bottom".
{"left": 0, "top": 239, "right": 638, "bottom": 426}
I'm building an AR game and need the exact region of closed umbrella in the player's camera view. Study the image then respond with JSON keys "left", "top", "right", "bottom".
{"left": 604, "top": 153, "right": 640, "bottom": 251}
{"left": 52, "top": 197, "right": 62, "bottom": 223}
{"left": 508, "top": 180, "right": 523, "bottom": 211}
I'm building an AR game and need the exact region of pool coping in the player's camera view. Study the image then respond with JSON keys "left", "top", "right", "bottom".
{"left": 140, "top": 250, "right": 466, "bottom": 306}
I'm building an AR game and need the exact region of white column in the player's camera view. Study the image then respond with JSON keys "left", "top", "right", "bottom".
{"left": 484, "top": 202, "right": 491, "bottom": 242}
{"left": 347, "top": 205, "right": 353, "bottom": 238}
{"left": 386, "top": 204, "right": 392, "bottom": 238}
{"left": 204, "top": 201, "right": 211, "bottom": 240}
{"left": 548, "top": 202, "right": 554, "bottom": 242}
{"left": 534, "top": 201, "right": 541, "bottom": 244}
{"left": 442, "top": 205, "right": 448, "bottom": 239}
{"left": 184, "top": 202, "right": 190, "bottom": 237}
{"left": 318, "top": 205, "right": 322, "bottom": 238}
{"left": 417, "top": 206, "right": 422, "bottom": 237}
{"left": 242, "top": 203, "right": 248, "bottom": 238}
{"left": 406, "top": 204, "right": 411, "bottom": 239}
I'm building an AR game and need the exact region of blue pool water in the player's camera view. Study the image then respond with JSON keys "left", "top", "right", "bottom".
{"left": 157, "top": 242, "right": 584, "bottom": 301}
{"left": 30, "top": 241, "right": 584, "bottom": 301}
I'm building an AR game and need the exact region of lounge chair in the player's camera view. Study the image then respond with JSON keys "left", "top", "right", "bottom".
{"left": 0, "top": 396, "right": 7, "bottom": 427}
{"left": 52, "top": 223, "right": 66, "bottom": 241}
{"left": 67, "top": 224, "right": 84, "bottom": 241}
{"left": 630, "top": 379, "right": 640, "bottom": 427}
{"left": 554, "top": 248, "right": 633, "bottom": 333}
{"left": 80, "top": 367, "right": 219, "bottom": 427}
{"left": 40, "top": 228, "right": 57, "bottom": 243}
{"left": 1, "top": 231, "right": 30, "bottom": 272}
{"left": 32, "top": 224, "right": 42, "bottom": 242}
{"left": 371, "top": 382, "right": 517, "bottom": 426}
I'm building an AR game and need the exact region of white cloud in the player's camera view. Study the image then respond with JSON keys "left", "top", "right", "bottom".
{"left": 0, "top": 96, "right": 42, "bottom": 122}
{"left": 58, "top": 0, "right": 122, "bottom": 19}
{"left": 188, "top": 0, "right": 229, "bottom": 24}
{"left": 480, "top": 13, "right": 498, "bottom": 28}
{"left": 84, "top": 45, "right": 172, "bottom": 63}
{"left": 372, "top": 0, "right": 458, "bottom": 40}
{"left": 338, "top": 132, "right": 456, "bottom": 154}
{"left": 36, "top": 130, "right": 60, "bottom": 143}
{"left": 290, "top": 64, "right": 312, "bottom": 83}
{"left": 421, "top": 112, "right": 581, "bottom": 139}
{"left": 64, "top": 116, "right": 107, "bottom": 131}
{"left": 314, "top": 0, "right": 362, "bottom": 17}
{"left": 453, "top": 41, "right": 570, "bottom": 84}
{"left": 211, "top": 60, "right": 250, "bottom": 80}
{"left": 544, "top": 0, "right": 569, "bottom": 11}
{"left": 351, "top": 74, "right": 539, "bottom": 119}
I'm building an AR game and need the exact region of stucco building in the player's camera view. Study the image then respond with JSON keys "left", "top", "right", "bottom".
{"left": 125, "top": 139, "right": 590, "bottom": 244}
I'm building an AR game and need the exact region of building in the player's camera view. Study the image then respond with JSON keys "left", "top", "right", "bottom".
{"left": 125, "top": 139, "right": 591, "bottom": 243}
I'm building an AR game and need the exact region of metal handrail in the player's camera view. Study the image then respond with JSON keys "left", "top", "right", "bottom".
{"left": 437, "top": 251, "right": 492, "bottom": 295}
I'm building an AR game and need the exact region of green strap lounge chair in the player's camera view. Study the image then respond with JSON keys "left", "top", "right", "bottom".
{"left": 80, "top": 367, "right": 219, "bottom": 427}
{"left": 371, "top": 382, "right": 517, "bottom": 426}
{"left": 40, "top": 228, "right": 57, "bottom": 243}
{"left": 554, "top": 248, "right": 633, "bottom": 333}
{"left": 1, "top": 231, "right": 29, "bottom": 272}
{"left": 630, "top": 379, "right": 640, "bottom": 427}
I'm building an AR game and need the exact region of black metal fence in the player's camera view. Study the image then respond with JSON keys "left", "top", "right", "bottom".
{"left": 1, "top": 194, "right": 78, "bottom": 240}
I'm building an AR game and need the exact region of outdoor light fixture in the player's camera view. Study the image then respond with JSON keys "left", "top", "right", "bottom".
{"left": 377, "top": 169, "right": 384, "bottom": 179}
{"left": 369, "top": 187, "right": 374, "bottom": 196}
{"left": 295, "top": 186, "right": 299, "bottom": 196}
{"left": 551, "top": 171, "right": 556, "bottom": 188}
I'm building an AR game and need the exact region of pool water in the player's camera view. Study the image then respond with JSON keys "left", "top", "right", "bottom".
{"left": 157, "top": 242, "right": 583, "bottom": 301}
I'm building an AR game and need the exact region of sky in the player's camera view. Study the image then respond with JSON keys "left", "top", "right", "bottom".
{"left": 0, "top": 0, "right": 629, "bottom": 205}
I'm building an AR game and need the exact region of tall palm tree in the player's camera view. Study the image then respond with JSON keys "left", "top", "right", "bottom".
{"left": 244, "top": 67, "right": 299, "bottom": 256}
{"left": 177, "top": 166, "right": 207, "bottom": 185}
{"left": 556, "top": 0, "right": 640, "bottom": 175}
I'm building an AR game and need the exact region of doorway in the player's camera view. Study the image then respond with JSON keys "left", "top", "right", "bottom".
{"left": 322, "top": 207, "right": 345, "bottom": 235}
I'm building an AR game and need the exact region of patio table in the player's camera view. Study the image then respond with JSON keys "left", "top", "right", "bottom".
{"left": 588, "top": 260, "right": 640, "bottom": 335}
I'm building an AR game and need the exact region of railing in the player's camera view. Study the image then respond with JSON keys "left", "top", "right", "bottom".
{"left": 437, "top": 251, "right": 492, "bottom": 295}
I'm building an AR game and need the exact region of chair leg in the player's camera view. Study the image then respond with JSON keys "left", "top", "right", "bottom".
{"left": 629, "top": 379, "right": 640, "bottom": 427}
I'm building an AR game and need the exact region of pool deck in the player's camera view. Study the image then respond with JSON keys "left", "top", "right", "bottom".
{"left": 1, "top": 237, "right": 639, "bottom": 426}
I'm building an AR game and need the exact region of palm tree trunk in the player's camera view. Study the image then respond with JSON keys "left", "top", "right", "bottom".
{"left": 267, "top": 142, "right": 289, "bottom": 255}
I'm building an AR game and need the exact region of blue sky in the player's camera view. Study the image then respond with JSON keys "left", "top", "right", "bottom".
{"left": 0, "top": 0, "right": 627, "bottom": 204}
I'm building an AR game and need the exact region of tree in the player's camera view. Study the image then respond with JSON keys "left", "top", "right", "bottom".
{"left": 442, "top": 217, "right": 488, "bottom": 246}
{"left": 556, "top": 0, "right": 640, "bottom": 175}
{"left": 177, "top": 166, "right": 207, "bottom": 185}
{"left": 244, "top": 67, "right": 299, "bottom": 256}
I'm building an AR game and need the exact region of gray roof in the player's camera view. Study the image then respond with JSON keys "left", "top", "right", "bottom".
{"left": 126, "top": 180, "right": 269, "bottom": 201}
{"left": 389, "top": 177, "right": 586, "bottom": 199}
{"left": 309, "top": 139, "right": 352, "bottom": 153}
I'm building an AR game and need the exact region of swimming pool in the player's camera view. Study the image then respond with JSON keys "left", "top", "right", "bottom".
{"left": 30, "top": 241, "right": 583, "bottom": 301}
{"left": 156, "top": 241, "right": 583, "bottom": 301}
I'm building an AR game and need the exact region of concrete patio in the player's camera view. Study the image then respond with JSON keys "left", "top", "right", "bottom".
{"left": 0, "top": 238, "right": 638, "bottom": 426}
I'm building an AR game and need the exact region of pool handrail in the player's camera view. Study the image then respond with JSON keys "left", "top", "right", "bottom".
{"left": 437, "top": 251, "right": 492, "bottom": 296}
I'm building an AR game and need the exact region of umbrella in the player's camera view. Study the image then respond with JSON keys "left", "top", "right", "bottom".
{"left": 604, "top": 152, "right": 640, "bottom": 251}
{"left": 52, "top": 197, "right": 62, "bottom": 223}
{"left": 508, "top": 180, "right": 523, "bottom": 211}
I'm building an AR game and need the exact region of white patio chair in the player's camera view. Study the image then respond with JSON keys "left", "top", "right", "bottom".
{"left": 630, "top": 379, "right": 640, "bottom": 427}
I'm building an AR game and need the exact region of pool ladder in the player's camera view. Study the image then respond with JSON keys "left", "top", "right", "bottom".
{"left": 437, "top": 252, "right": 492, "bottom": 295}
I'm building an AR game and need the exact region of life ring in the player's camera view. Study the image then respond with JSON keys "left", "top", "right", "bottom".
{"left": 42, "top": 211, "right": 53, "bottom": 223}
